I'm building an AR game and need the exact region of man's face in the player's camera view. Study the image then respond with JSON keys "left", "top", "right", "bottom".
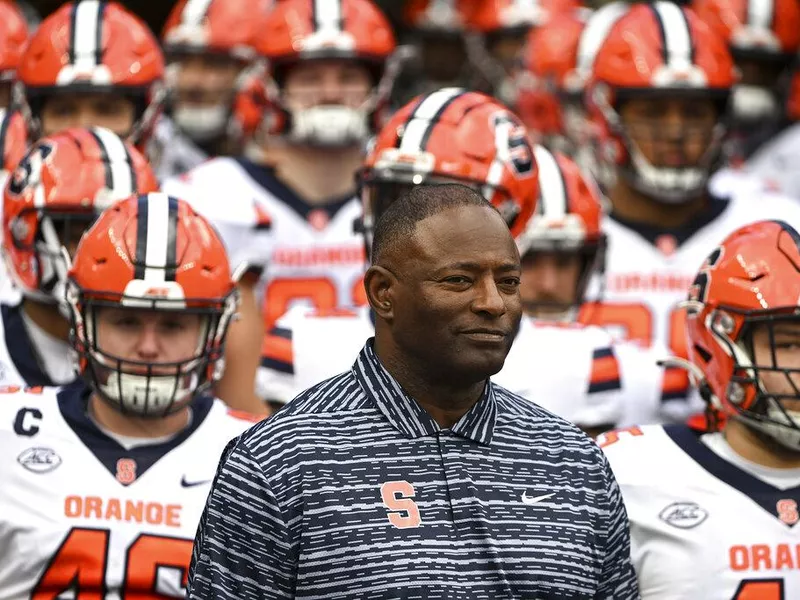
{"left": 172, "top": 53, "right": 242, "bottom": 109}
{"left": 751, "top": 321, "right": 800, "bottom": 411}
{"left": 282, "top": 59, "right": 372, "bottom": 111}
{"left": 519, "top": 251, "right": 582, "bottom": 318}
{"left": 388, "top": 205, "right": 523, "bottom": 382}
{"left": 619, "top": 96, "right": 718, "bottom": 169}
{"left": 95, "top": 307, "right": 203, "bottom": 370}
{"left": 40, "top": 92, "right": 136, "bottom": 137}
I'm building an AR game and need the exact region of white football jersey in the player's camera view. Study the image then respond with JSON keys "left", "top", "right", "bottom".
{"left": 162, "top": 157, "right": 367, "bottom": 328}
{"left": 600, "top": 424, "right": 800, "bottom": 599}
{"left": 258, "top": 306, "right": 696, "bottom": 428}
{"left": 586, "top": 188, "right": 800, "bottom": 404}
{"left": 743, "top": 122, "right": 800, "bottom": 200}
{"left": 0, "top": 383, "right": 255, "bottom": 599}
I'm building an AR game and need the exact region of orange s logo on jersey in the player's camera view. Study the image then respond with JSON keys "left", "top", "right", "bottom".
{"left": 381, "top": 481, "right": 422, "bottom": 529}
{"left": 777, "top": 499, "right": 799, "bottom": 526}
{"left": 116, "top": 458, "right": 137, "bottom": 485}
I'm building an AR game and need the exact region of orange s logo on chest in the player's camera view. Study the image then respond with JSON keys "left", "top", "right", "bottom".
{"left": 381, "top": 481, "right": 422, "bottom": 529}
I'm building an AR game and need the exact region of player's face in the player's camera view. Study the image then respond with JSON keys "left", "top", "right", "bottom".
{"left": 519, "top": 251, "right": 582, "bottom": 318}
{"left": 419, "top": 36, "right": 467, "bottom": 83}
{"left": 172, "top": 54, "right": 242, "bottom": 108}
{"left": 752, "top": 321, "right": 800, "bottom": 409}
{"left": 619, "top": 96, "right": 718, "bottom": 169}
{"left": 487, "top": 30, "right": 527, "bottom": 74}
{"left": 388, "top": 205, "right": 522, "bottom": 380}
{"left": 282, "top": 59, "right": 372, "bottom": 110}
{"left": 94, "top": 308, "right": 203, "bottom": 368}
{"left": 40, "top": 93, "right": 136, "bottom": 137}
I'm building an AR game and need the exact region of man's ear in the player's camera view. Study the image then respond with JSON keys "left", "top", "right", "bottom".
{"left": 364, "top": 265, "right": 396, "bottom": 321}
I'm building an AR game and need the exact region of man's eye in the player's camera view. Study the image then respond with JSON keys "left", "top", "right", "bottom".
{"left": 500, "top": 278, "right": 521, "bottom": 287}
{"left": 443, "top": 276, "right": 470, "bottom": 285}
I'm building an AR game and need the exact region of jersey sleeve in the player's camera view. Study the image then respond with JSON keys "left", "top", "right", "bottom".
{"left": 256, "top": 323, "right": 297, "bottom": 404}
{"left": 594, "top": 450, "right": 640, "bottom": 600}
{"left": 188, "top": 436, "right": 294, "bottom": 599}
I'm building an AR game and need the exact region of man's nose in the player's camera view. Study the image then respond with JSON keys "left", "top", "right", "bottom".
{"left": 135, "top": 325, "right": 161, "bottom": 360}
{"left": 472, "top": 276, "right": 507, "bottom": 317}
{"left": 536, "top": 263, "right": 561, "bottom": 295}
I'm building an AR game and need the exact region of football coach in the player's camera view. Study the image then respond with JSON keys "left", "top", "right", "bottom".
{"left": 187, "top": 184, "right": 639, "bottom": 599}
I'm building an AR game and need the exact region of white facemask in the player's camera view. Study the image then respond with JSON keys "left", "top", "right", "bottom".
{"left": 288, "top": 105, "right": 369, "bottom": 147}
{"left": 172, "top": 105, "right": 229, "bottom": 142}
{"left": 731, "top": 85, "right": 779, "bottom": 122}
{"left": 97, "top": 368, "right": 199, "bottom": 418}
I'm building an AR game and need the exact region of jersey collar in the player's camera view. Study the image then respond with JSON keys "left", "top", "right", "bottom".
{"left": 352, "top": 338, "right": 497, "bottom": 445}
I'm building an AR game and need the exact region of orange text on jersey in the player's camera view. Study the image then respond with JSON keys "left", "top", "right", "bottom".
{"left": 730, "top": 544, "right": 800, "bottom": 572}
{"left": 272, "top": 245, "right": 366, "bottom": 268}
{"left": 607, "top": 273, "right": 694, "bottom": 294}
{"left": 64, "top": 495, "right": 182, "bottom": 528}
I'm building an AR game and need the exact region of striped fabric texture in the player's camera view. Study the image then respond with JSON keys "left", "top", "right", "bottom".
{"left": 188, "top": 339, "right": 639, "bottom": 599}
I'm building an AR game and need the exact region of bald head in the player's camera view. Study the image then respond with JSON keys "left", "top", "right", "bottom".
{"left": 370, "top": 183, "right": 505, "bottom": 266}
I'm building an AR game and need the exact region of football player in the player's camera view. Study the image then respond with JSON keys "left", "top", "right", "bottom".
{"left": 162, "top": 0, "right": 400, "bottom": 407}
{"left": 259, "top": 89, "right": 683, "bottom": 433}
{"left": 693, "top": 0, "right": 800, "bottom": 163}
{"left": 394, "top": 0, "right": 473, "bottom": 106}
{"left": 1, "top": 128, "right": 158, "bottom": 387}
{"left": 584, "top": 1, "right": 800, "bottom": 406}
{"left": 515, "top": 1, "right": 628, "bottom": 183}
{"left": 600, "top": 219, "right": 800, "bottom": 598}
{"left": 154, "top": 0, "right": 274, "bottom": 180}
{"left": 14, "top": 1, "right": 165, "bottom": 149}
{"left": 462, "top": 0, "right": 579, "bottom": 105}
{"left": 0, "top": 0, "right": 28, "bottom": 110}
{"left": 0, "top": 192, "right": 257, "bottom": 597}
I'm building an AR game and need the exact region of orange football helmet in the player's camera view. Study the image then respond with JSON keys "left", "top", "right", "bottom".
{"left": 3, "top": 127, "right": 158, "bottom": 307}
{"left": 66, "top": 192, "right": 239, "bottom": 418}
{"left": 516, "top": 10, "right": 586, "bottom": 149}
{"left": 0, "top": 0, "right": 29, "bottom": 84}
{"left": 588, "top": 2, "right": 736, "bottom": 203}
{"left": 252, "top": 0, "right": 399, "bottom": 147}
{"left": 0, "top": 108, "right": 29, "bottom": 178}
{"left": 463, "top": 0, "right": 579, "bottom": 104}
{"left": 359, "top": 88, "right": 539, "bottom": 253}
{"left": 685, "top": 220, "right": 800, "bottom": 450}
{"left": 694, "top": 0, "right": 800, "bottom": 157}
{"left": 15, "top": 1, "right": 165, "bottom": 145}
{"left": 517, "top": 3, "right": 628, "bottom": 158}
{"left": 162, "top": 0, "right": 273, "bottom": 143}
{"left": 515, "top": 144, "right": 606, "bottom": 318}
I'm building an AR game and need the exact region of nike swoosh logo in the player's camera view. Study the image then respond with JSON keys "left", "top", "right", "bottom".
{"left": 181, "top": 476, "right": 211, "bottom": 488}
{"left": 521, "top": 492, "right": 555, "bottom": 505}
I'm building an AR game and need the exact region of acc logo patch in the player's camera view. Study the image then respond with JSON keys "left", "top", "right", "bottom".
{"left": 659, "top": 501, "right": 708, "bottom": 529}
{"left": 17, "top": 447, "right": 62, "bottom": 473}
